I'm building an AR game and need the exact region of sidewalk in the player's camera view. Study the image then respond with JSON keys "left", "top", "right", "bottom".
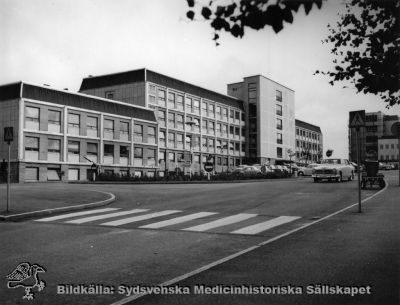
{"left": 0, "top": 183, "right": 115, "bottom": 221}
{"left": 130, "top": 172, "right": 400, "bottom": 305}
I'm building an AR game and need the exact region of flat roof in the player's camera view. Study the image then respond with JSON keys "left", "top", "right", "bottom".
{"left": 295, "top": 119, "right": 322, "bottom": 133}
{"left": 79, "top": 68, "right": 244, "bottom": 110}
{"left": 227, "top": 74, "right": 295, "bottom": 92}
{"left": 0, "top": 82, "right": 156, "bottom": 122}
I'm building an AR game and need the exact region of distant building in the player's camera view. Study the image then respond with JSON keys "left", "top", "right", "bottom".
{"left": 227, "top": 75, "right": 295, "bottom": 164}
{"left": 0, "top": 82, "right": 156, "bottom": 182}
{"left": 348, "top": 111, "right": 399, "bottom": 162}
{"left": 295, "top": 119, "right": 323, "bottom": 164}
{"left": 79, "top": 69, "right": 246, "bottom": 175}
{"left": 378, "top": 137, "right": 399, "bottom": 163}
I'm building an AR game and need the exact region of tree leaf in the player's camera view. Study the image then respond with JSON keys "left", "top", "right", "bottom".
{"left": 201, "top": 7, "right": 212, "bottom": 19}
{"left": 186, "top": 11, "right": 195, "bottom": 20}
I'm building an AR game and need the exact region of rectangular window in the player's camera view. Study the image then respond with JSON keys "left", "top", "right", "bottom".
{"left": 202, "top": 137, "right": 207, "bottom": 151}
{"left": 185, "top": 97, "right": 192, "bottom": 113}
{"left": 168, "top": 112, "right": 175, "bottom": 129}
{"left": 248, "top": 83, "right": 257, "bottom": 103}
{"left": 149, "top": 84, "right": 156, "bottom": 94}
{"left": 168, "top": 132, "right": 175, "bottom": 148}
{"left": 193, "top": 118, "right": 200, "bottom": 133}
{"left": 134, "top": 147, "right": 143, "bottom": 166}
{"left": 209, "top": 104, "right": 215, "bottom": 118}
{"left": 68, "top": 141, "right": 80, "bottom": 163}
{"left": 26, "top": 167, "right": 39, "bottom": 181}
{"left": 177, "top": 153, "right": 184, "bottom": 163}
{"left": 104, "top": 119, "right": 114, "bottom": 139}
{"left": 104, "top": 144, "right": 114, "bottom": 164}
{"left": 134, "top": 124, "right": 143, "bottom": 142}
{"left": 229, "top": 126, "right": 234, "bottom": 138}
{"left": 193, "top": 99, "right": 200, "bottom": 114}
{"left": 158, "top": 110, "right": 166, "bottom": 127}
{"left": 168, "top": 92, "right": 176, "bottom": 109}
{"left": 25, "top": 136, "right": 39, "bottom": 160}
{"left": 25, "top": 106, "right": 40, "bottom": 130}
{"left": 201, "top": 101, "right": 208, "bottom": 116}
{"left": 209, "top": 121, "right": 215, "bottom": 135}
{"left": 176, "top": 114, "right": 184, "bottom": 130}
{"left": 222, "top": 108, "right": 228, "bottom": 121}
{"left": 120, "top": 146, "right": 129, "bottom": 166}
{"left": 277, "top": 118, "right": 282, "bottom": 130}
{"left": 177, "top": 134, "right": 184, "bottom": 149}
{"left": 147, "top": 149, "right": 156, "bottom": 166}
{"left": 276, "top": 90, "right": 282, "bottom": 102}
{"left": 193, "top": 155, "right": 200, "bottom": 164}
{"left": 68, "top": 113, "right": 80, "bottom": 135}
{"left": 105, "top": 91, "right": 115, "bottom": 99}
{"left": 229, "top": 109, "right": 234, "bottom": 122}
{"left": 86, "top": 143, "right": 98, "bottom": 163}
{"left": 177, "top": 95, "right": 184, "bottom": 111}
{"left": 120, "top": 121, "right": 129, "bottom": 141}
{"left": 208, "top": 138, "right": 215, "bottom": 152}
{"left": 216, "top": 123, "right": 221, "bottom": 136}
{"left": 216, "top": 106, "right": 222, "bottom": 120}
{"left": 202, "top": 119, "right": 208, "bottom": 133}
{"left": 147, "top": 126, "right": 156, "bottom": 144}
{"left": 276, "top": 104, "right": 282, "bottom": 116}
{"left": 48, "top": 110, "right": 61, "bottom": 133}
{"left": 48, "top": 139, "right": 61, "bottom": 161}
{"left": 277, "top": 147, "right": 283, "bottom": 158}
{"left": 277, "top": 133, "right": 283, "bottom": 144}
{"left": 86, "top": 116, "right": 98, "bottom": 138}
{"left": 158, "top": 89, "right": 166, "bottom": 107}
{"left": 47, "top": 168, "right": 61, "bottom": 181}
{"left": 159, "top": 131, "right": 166, "bottom": 147}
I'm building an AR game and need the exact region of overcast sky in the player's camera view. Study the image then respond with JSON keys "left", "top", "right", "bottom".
{"left": 1, "top": 0, "right": 399, "bottom": 158}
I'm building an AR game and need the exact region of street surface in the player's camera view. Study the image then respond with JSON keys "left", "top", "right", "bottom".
{"left": 0, "top": 173, "right": 398, "bottom": 305}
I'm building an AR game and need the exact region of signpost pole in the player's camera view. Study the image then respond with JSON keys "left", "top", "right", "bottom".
{"left": 7, "top": 142, "right": 11, "bottom": 213}
{"left": 356, "top": 128, "right": 362, "bottom": 213}
{"left": 398, "top": 135, "right": 400, "bottom": 187}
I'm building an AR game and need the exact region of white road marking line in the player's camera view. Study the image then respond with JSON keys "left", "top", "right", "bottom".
{"left": 230, "top": 216, "right": 301, "bottom": 235}
{"left": 182, "top": 213, "right": 258, "bottom": 232}
{"left": 111, "top": 181, "right": 389, "bottom": 305}
{"left": 100, "top": 210, "right": 181, "bottom": 226}
{"left": 65, "top": 209, "right": 149, "bottom": 224}
{"left": 139, "top": 212, "right": 217, "bottom": 229}
{"left": 35, "top": 208, "right": 120, "bottom": 222}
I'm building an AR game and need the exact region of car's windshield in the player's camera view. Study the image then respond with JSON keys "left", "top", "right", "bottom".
{"left": 322, "top": 159, "right": 341, "bottom": 164}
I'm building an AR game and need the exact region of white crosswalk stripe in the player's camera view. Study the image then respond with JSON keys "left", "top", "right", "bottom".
{"left": 182, "top": 213, "right": 258, "bottom": 232}
{"left": 65, "top": 209, "right": 149, "bottom": 224}
{"left": 139, "top": 212, "right": 217, "bottom": 229}
{"left": 35, "top": 208, "right": 120, "bottom": 222}
{"left": 100, "top": 210, "right": 182, "bottom": 227}
{"left": 231, "top": 216, "right": 301, "bottom": 235}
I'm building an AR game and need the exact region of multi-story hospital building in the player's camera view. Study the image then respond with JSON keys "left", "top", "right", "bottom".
{"left": 0, "top": 68, "right": 322, "bottom": 182}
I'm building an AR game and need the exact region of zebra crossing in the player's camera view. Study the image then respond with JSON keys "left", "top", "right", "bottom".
{"left": 34, "top": 208, "right": 301, "bottom": 236}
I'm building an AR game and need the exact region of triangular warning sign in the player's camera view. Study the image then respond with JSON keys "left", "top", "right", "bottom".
{"left": 350, "top": 111, "right": 365, "bottom": 128}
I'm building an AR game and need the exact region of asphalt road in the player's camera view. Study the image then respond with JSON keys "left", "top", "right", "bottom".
{"left": 0, "top": 175, "right": 396, "bottom": 305}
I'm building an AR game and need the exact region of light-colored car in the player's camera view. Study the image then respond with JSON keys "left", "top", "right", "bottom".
{"left": 297, "top": 163, "right": 320, "bottom": 176}
{"left": 312, "top": 158, "right": 354, "bottom": 182}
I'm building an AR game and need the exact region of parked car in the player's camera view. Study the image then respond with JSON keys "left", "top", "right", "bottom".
{"left": 297, "top": 163, "right": 320, "bottom": 176}
{"left": 312, "top": 158, "right": 354, "bottom": 182}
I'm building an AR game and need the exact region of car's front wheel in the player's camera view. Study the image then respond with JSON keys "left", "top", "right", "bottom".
{"left": 348, "top": 171, "right": 354, "bottom": 181}
{"left": 313, "top": 177, "right": 319, "bottom": 183}
{"left": 298, "top": 171, "right": 304, "bottom": 176}
{"left": 337, "top": 173, "right": 342, "bottom": 183}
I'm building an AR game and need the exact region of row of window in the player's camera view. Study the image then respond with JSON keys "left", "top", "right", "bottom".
{"left": 148, "top": 84, "right": 242, "bottom": 123}
{"left": 296, "top": 140, "right": 320, "bottom": 151}
{"left": 159, "top": 132, "right": 243, "bottom": 153}
{"left": 25, "top": 105, "right": 156, "bottom": 143}
{"left": 296, "top": 128, "right": 320, "bottom": 141}
{"left": 25, "top": 136, "right": 157, "bottom": 166}
{"left": 379, "top": 155, "right": 399, "bottom": 160}
{"left": 379, "top": 143, "right": 399, "bottom": 150}
{"left": 159, "top": 151, "right": 240, "bottom": 167}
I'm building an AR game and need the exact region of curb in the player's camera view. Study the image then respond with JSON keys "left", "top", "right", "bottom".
{"left": 0, "top": 191, "right": 116, "bottom": 221}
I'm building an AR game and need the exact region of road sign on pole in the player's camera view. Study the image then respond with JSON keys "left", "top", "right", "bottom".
{"left": 349, "top": 112, "right": 365, "bottom": 213}
{"left": 349, "top": 110, "right": 366, "bottom": 128}
{"left": 4, "top": 127, "right": 13, "bottom": 213}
